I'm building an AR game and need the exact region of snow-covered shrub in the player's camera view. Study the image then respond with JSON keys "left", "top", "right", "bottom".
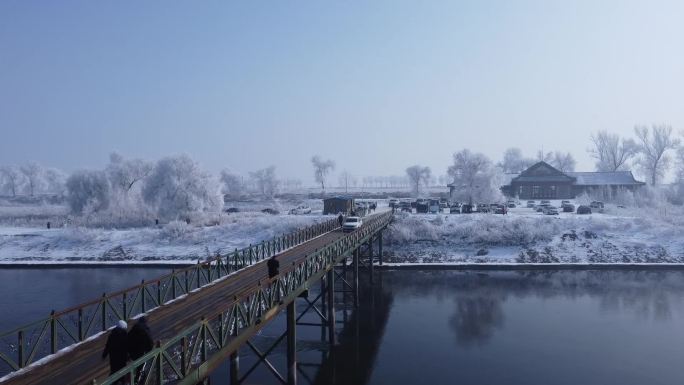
{"left": 66, "top": 170, "right": 111, "bottom": 214}
{"left": 160, "top": 220, "right": 193, "bottom": 240}
{"left": 142, "top": 155, "right": 222, "bottom": 221}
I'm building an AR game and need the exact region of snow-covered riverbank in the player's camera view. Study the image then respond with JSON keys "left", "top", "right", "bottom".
{"left": 384, "top": 207, "right": 684, "bottom": 264}
{"left": 0, "top": 213, "right": 325, "bottom": 263}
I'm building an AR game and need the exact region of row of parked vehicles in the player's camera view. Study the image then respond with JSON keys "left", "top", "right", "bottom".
{"left": 525, "top": 199, "right": 603, "bottom": 215}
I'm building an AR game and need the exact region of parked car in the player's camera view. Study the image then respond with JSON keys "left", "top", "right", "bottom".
{"left": 577, "top": 205, "right": 592, "bottom": 214}
{"left": 494, "top": 204, "right": 506, "bottom": 214}
{"left": 561, "top": 200, "right": 571, "bottom": 205}
{"left": 289, "top": 205, "right": 311, "bottom": 215}
{"left": 590, "top": 201, "right": 604, "bottom": 209}
{"left": 461, "top": 204, "right": 473, "bottom": 214}
{"left": 542, "top": 206, "right": 559, "bottom": 215}
{"left": 261, "top": 208, "right": 279, "bottom": 215}
{"left": 536, "top": 203, "right": 551, "bottom": 212}
{"left": 224, "top": 207, "right": 240, "bottom": 213}
{"left": 526, "top": 200, "right": 536, "bottom": 208}
{"left": 429, "top": 199, "right": 441, "bottom": 214}
{"left": 562, "top": 203, "right": 575, "bottom": 213}
{"left": 439, "top": 200, "right": 449, "bottom": 210}
{"left": 389, "top": 199, "right": 399, "bottom": 208}
{"left": 399, "top": 201, "right": 412, "bottom": 212}
{"left": 416, "top": 201, "right": 429, "bottom": 213}
{"left": 540, "top": 200, "right": 551, "bottom": 205}
{"left": 450, "top": 205, "right": 461, "bottom": 214}
{"left": 477, "top": 203, "right": 490, "bottom": 213}
{"left": 342, "top": 216, "right": 363, "bottom": 232}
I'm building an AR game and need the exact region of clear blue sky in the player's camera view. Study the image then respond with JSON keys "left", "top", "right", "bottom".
{"left": 1, "top": 0, "right": 683, "bottom": 184}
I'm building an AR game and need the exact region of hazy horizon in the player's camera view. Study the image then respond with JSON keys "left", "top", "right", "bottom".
{"left": 2, "top": 1, "right": 683, "bottom": 185}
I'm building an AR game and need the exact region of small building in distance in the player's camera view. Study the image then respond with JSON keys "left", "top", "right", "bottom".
{"left": 323, "top": 196, "right": 355, "bottom": 215}
{"left": 500, "top": 161, "right": 645, "bottom": 199}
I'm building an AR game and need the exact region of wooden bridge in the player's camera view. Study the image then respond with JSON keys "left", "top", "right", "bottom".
{"left": 0, "top": 211, "right": 393, "bottom": 385}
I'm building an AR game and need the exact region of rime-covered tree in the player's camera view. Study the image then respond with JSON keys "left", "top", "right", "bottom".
{"left": 220, "top": 169, "right": 243, "bottom": 198}
{"left": 250, "top": 166, "right": 279, "bottom": 198}
{"left": 447, "top": 149, "right": 500, "bottom": 204}
{"left": 338, "top": 171, "right": 355, "bottom": 193}
{"left": 142, "top": 155, "right": 222, "bottom": 220}
{"left": 498, "top": 148, "right": 534, "bottom": 173}
{"left": 311, "top": 156, "right": 335, "bottom": 192}
{"left": 588, "top": 131, "right": 637, "bottom": 171}
{"left": 0, "top": 166, "right": 24, "bottom": 197}
{"left": 634, "top": 125, "right": 680, "bottom": 185}
{"left": 550, "top": 151, "right": 576, "bottom": 172}
{"left": 536, "top": 150, "right": 553, "bottom": 163}
{"left": 20, "top": 162, "right": 44, "bottom": 196}
{"left": 44, "top": 168, "right": 67, "bottom": 195}
{"left": 106, "top": 152, "right": 153, "bottom": 195}
{"left": 405, "top": 165, "right": 431, "bottom": 197}
{"left": 66, "top": 170, "right": 111, "bottom": 214}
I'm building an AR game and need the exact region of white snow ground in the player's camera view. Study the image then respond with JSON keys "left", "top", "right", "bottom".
{"left": 384, "top": 202, "right": 684, "bottom": 264}
{"left": 0, "top": 212, "right": 327, "bottom": 263}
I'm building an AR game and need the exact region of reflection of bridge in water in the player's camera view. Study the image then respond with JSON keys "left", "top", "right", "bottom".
{"left": 1, "top": 211, "right": 393, "bottom": 385}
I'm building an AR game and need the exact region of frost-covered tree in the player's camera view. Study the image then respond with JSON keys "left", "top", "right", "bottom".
{"left": 634, "top": 125, "right": 680, "bottom": 185}
{"left": 311, "top": 156, "right": 335, "bottom": 192}
{"left": 0, "top": 166, "right": 24, "bottom": 197}
{"left": 448, "top": 149, "right": 500, "bottom": 204}
{"left": 20, "top": 162, "right": 44, "bottom": 196}
{"left": 405, "top": 165, "right": 431, "bottom": 197}
{"left": 498, "top": 148, "right": 535, "bottom": 173}
{"left": 250, "top": 166, "right": 279, "bottom": 198}
{"left": 588, "top": 130, "right": 637, "bottom": 171}
{"left": 550, "top": 151, "right": 576, "bottom": 172}
{"left": 220, "top": 169, "right": 243, "bottom": 198}
{"left": 106, "top": 152, "right": 153, "bottom": 195}
{"left": 66, "top": 170, "right": 111, "bottom": 214}
{"left": 338, "top": 171, "right": 355, "bottom": 193}
{"left": 536, "top": 150, "right": 553, "bottom": 163}
{"left": 142, "top": 155, "right": 222, "bottom": 220}
{"left": 44, "top": 168, "right": 67, "bottom": 195}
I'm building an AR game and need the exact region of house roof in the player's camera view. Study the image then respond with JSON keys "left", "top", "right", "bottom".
{"left": 323, "top": 196, "right": 354, "bottom": 202}
{"left": 498, "top": 161, "right": 645, "bottom": 187}
{"left": 565, "top": 171, "right": 644, "bottom": 186}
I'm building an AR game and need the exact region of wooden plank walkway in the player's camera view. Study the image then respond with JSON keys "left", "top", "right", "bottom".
{"left": 2, "top": 227, "right": 352, "bottom": 385}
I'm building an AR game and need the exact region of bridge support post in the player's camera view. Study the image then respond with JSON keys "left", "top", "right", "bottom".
{"left": 287, "top": 301, "right": 297, "bottom": 385}
{"left": 379, "top": 231, "right": 383, "bottom": 265}
{"left": 353, "top": 248, "right": 359, "bottom": 308}
{"left": 368, "top": 239, "right": 374, "bottom": 285}
{"left": 230, "top": 350, "right": 239, "bottom": 385}
{"left": 326, "top": 269, "right": 336, "bottom": 347}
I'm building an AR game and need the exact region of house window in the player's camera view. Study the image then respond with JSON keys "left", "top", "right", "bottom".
{"left": 532, "top": 185, "right": 541, "bottom": 198}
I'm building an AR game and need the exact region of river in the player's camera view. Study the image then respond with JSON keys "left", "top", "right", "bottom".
{"left": 2, "top": 267, "right": 684, "bottom": 384}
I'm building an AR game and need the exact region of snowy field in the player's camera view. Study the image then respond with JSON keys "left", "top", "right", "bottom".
{"left": 2, "top": 195, "right": 683, "bottom": 265}
{"left": 0, "top": 197, "right": 329, "bottom": 263}
{"left": 384, "top": 200, "right": 684, "bottom": 264}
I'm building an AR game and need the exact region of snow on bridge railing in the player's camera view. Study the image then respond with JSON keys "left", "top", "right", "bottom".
{"left": 94, "top": 211, "right": 394, "bottom": 385}
{"left": 0, "top": 215, "right": 346, "bottom": 377}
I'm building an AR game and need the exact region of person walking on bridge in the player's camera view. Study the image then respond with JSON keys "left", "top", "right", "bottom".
{"left": 267, "top": 255, "right": 280, "bottom": 278}
{"left": 337, "top": 213, "right": 344, "bottom": 227}
{"left": 102, "top": 320, "right": 129, "bottom": 378}
{"left": 128, "top": 317, "right": 153, "bottom": 382}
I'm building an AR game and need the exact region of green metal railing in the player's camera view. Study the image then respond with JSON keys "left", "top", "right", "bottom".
{"left": 0, "top": 216, "right": 341, "bottom": 377}
{"left": 95, "top": 211, "right": 393, "bottom": 385}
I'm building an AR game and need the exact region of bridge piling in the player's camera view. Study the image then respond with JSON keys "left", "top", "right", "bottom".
{"left": 353, "top": 249, "right": 359, "bottom": 308}
{"left": 287, "top": 302, "right": 297, "bottom": 385}
{"left": 326, "top": 269, "right": 336, "bottom": 347}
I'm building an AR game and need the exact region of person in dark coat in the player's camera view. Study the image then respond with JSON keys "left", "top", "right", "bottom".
{"left": 128, "top": 317, "right": 153, "bottom": 360}
{"left": 128, "top": 317, "right": 153, "bottom": 383}
{"left": 102, "top": 320, "right": 129, "bottom": 375}
{"left": 267, "top": 255, "right": 280, "bottom": 278}
{"left": 337, "top": 213, "right": 344, "bottom": 227}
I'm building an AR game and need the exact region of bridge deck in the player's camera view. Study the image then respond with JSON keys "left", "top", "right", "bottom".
{"left": 2, "top": 226, "right": 356, "bottom": 385}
